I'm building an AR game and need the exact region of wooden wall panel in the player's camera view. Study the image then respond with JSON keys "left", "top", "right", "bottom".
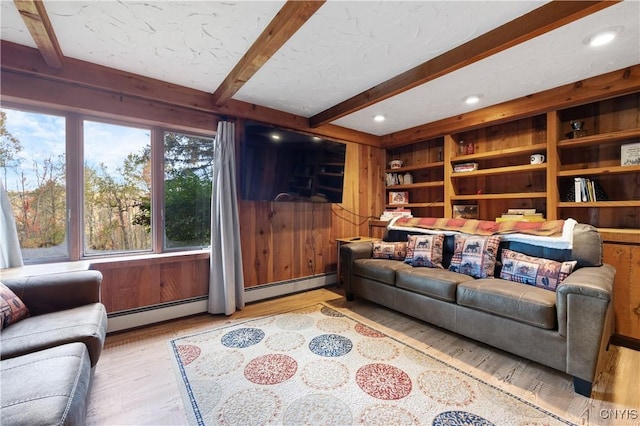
{"left": 603, "top": 240, "right": 640, "bottom": 341}
{"left": 92, "top": 254, "right": 209, "bottom": 313}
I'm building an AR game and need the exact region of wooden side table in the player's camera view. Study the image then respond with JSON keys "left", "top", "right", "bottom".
{"left": 335, "top": 236, "right": 378, "bottom": 286}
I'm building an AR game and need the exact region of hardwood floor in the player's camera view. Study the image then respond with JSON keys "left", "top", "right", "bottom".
{"left": 86, "top": 288, "right": 640, "bottom": 425}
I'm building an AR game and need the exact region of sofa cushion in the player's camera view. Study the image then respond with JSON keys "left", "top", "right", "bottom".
{"left": 449, "top": 235, "right": 501, "bottom": 278}
{"left": 396, "top": 268, "right": 474, "bottom": 302}
{"left": 354, "top": 259, "right": 413, "bottom": 285}
{"left": 0, "top": 342, "right": 91, "bottom": 426}
{"left": 0, "top": 281, "right": 29, "bottom": 330}
{"left": 500, "top": 249, "right": 577, "bottom": 291}
{"left": 404, "top": 234, "right": 445, "bottom": 268}
{"left": 0, "top": 303, "right": 107, "bottom": 367}
{"left": 457, "top": 279, "right": 557, "bottom": 329}
{"left": 372, "top": 241, "right": 407, "bottom": 260}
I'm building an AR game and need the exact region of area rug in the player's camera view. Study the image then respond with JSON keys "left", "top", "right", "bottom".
{"left": 169, "top": 304, "right": 574, "bottom": 425}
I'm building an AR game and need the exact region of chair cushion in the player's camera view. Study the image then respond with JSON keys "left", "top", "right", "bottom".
{"left": 457, "top": 278, "right": 557, "bottom": 329}
{"left": 0, "top": 342, "right": 91, "bottom": 426}
{"left": 0, "top": 303, "right": 107, "bottom": 367}
{"left": 396, "top": 268, "right": 474, "bottom": 302}
{"left": 353, "top": 259, "right": 413, "bottom": 285}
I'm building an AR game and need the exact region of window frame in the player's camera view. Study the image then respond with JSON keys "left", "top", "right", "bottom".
{"left": 2, "top": 102, "right": 216, "bottom": 264}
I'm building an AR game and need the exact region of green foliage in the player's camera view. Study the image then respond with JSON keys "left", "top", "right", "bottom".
{"left": 164, "top": 171, "right": 212, "bottom": 245}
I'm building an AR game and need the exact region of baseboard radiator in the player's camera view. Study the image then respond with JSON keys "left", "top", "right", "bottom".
{"left": 106, "top": 273, "right": 336, "bottom": 333}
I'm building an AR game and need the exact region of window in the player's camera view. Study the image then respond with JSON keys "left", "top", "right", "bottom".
{"left": 83, "top": 120, "right": 152, "bottom": 255}
{"left": 163, "top": 132, "right": 213, "bottom": 249}
{"left": 1, "top": 107, "right": 68, "bottom": 262}
{"left": 1, "top": 104, "right": 215, "bottom": 264}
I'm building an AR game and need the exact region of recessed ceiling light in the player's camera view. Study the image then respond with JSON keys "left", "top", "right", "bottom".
{"left": 373, "top": 114, "right": 386, "bottom": 122}
{"left": 585, "top": 27, "right": 623, "bottom": 47}
{"left": 271, "top": 134, "right": 281, "bottom": 141}
{"left": 464, "top": 94, "right": 482, "bottom": 105}
{"left": 312, "top": 136, "right": 322, "bottom": 142}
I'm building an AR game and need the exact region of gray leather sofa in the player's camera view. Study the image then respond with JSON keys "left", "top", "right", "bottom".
{"left": 341, "top": 223, "right": 615, "bottom": 397}
{"left": 1, "top": 270, "right": 108, "bottom": 425}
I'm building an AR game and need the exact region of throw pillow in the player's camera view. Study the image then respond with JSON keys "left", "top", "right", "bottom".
{"left": 404, "top": 234, "right": 445, "bottom": 268}
{"left": 500, "top": 249, "right": 577, "bottom": 292}
{"left": 0, "top": 281, "right": 30, "bottom": 330}
{"left": 372, "top": 241, "right": 407, "bottom": 260}
{"left": 449, "top": 234, "right": 501, "bottom": 278}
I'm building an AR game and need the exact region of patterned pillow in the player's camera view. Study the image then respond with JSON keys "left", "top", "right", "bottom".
{"left": 449, "top": 234, "right": 501, "bottom": 278}
{"left": 500, "top": 249, "right": 577, "bottom": 292}
{"left": 372, "top": 241, "right": 407, "bottom": 260}
{"left": 404, "top": 234, "right": 445, "bottom": 268}
{"left": 0, "top": 281, "right": 30, "bottom": 330}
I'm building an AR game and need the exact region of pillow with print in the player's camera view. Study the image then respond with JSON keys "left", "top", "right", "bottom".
{"left": 448, "top": 234, "right": 501, "bottom": 278}
{"left": 0, "top": 281, "right": 30, "bottom": 330}
{"left": 372, "top": 241, "right": 407, "bottom": 260}
{"left": 500, "top": 249, "right": 577, "bottom": 292}
{"left": 404, "top": 234, "right": 445, "bottom": 268}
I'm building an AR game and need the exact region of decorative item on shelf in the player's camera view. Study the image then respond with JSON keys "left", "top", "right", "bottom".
{"left": 389, "top": 191, "right": 409, "bottom": 205}
{"left": 530, "top": 153, "right": 545, "bottom": 164}
{"left": 453, "top": 204, "right": 478, "bottom": 219}
{"left": 466, "top": 140, "right": 475, "bottom": 155}
{"left": 568, "top": 120, "right": 588, "bottom": 138}
{"left": 389, "top": 159, "right": 404, "bottom": 169}
{"left": 403, "top": 172, "right": 413, "bottom": 184}
{"left": 385, "top": 173, "right": 399, "bottom": 186}
{"left": 458, "top": 140, "right": 466, "bottom": 154}
{"left": 453, "top": 162, "right": 479, "bottom": 173}
{"left": 437, "top": 147, "right": 443, "bottom": 162}
{"left": 621, "top": 142, "right": 640, "bottom": 166}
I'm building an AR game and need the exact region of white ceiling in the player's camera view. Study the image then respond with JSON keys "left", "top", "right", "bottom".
{"left": 1, "top": 1, "right": 639, "bottom": 137}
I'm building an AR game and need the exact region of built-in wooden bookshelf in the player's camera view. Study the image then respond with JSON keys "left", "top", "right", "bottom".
{"left": 383, "top": 89, "right": 640, "bottom": 342}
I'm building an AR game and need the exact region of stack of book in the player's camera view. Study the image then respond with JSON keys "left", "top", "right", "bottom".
{"left": 380, "top": 208, "right": 413, "bottom": 221}
{"left": 496, "top": 209, "right": 545, "bottom": 222}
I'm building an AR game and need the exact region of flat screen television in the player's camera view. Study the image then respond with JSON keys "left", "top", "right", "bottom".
{"left": 240, "top": 121, "right": 347, "bottom": 203}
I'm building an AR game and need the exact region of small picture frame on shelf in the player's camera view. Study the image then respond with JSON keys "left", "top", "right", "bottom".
{"left": 621, "top": 142, "right": 640, "bottom": 166}
{"left": 453, "top": 204, "right": 478, "bottom": 219}
{"left": 389, "top": 191, "right": 409, "bottom": 205}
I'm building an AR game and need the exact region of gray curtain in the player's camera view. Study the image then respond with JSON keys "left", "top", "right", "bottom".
{"left": 0, "top": 180, "right": 23, "bottom": 269}
{"left": 208, "top": 121, "right": 245, "bottom": 315}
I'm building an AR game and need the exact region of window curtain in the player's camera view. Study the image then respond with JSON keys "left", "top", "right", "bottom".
{"left": 208, "top": 121, "right": 244, "bottom": 315}
{"left": 0, "top": 180, "right": 23, "bottom": 269}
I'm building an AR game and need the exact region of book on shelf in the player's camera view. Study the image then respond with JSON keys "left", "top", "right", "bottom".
{"left": 573, "top": 177, "right": 607, "bottom": 202}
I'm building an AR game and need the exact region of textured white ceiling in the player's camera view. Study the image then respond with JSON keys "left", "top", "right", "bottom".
{"left": 233, "top": 1, "right": 545, "bottom": 116}
{"left": 1, "top": 1, "right": 639, "bottom": 137}
{"left": 334, "top": 0, "right": 640, "bottom": 135}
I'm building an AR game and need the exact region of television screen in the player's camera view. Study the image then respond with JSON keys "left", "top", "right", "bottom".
{"left": 240, "top": 121, "right": 347, "bottom": 203}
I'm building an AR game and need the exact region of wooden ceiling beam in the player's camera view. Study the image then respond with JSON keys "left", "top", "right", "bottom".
{"left": 210, "top": 0, "right": 325, "bottom": 107}
{"left": 380, "top": 65, "right": 640, "bottom": 147}
{"left": 13, "top": 0, "right": 64, "bottom": 69}
{"left": 309, "top": 0, "right": 619, "bottom": 128}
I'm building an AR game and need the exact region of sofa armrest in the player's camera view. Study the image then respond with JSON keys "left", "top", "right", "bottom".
{"left": 340, "top": 242, "right": 374, "bottom": 295}
{"left": 556, "top": 264, "right": 615, "bottom": 383}
{"left": 2, "top": 270, "right": 103, "bottom": 316}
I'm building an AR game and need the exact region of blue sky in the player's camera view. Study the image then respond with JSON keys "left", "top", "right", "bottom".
{"left": 2, "top": 107, "right": 149, "bottom": 191}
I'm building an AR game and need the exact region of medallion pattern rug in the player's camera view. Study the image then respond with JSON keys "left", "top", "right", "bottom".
{"left": 168, "top": 304, "right": 573, "bottom": 425}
